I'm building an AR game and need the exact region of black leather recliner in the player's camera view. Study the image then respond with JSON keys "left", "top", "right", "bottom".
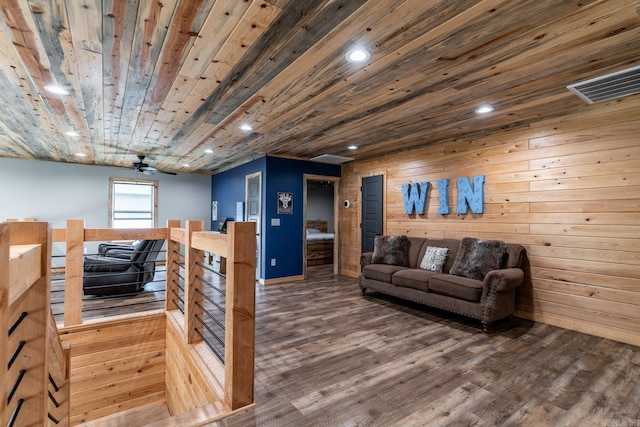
{"left": 83, "top": 239, "right": 165, "bottom": 296}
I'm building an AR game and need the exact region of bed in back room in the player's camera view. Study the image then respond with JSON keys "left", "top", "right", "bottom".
{"left": 306, "top": 219, "right": 334, "bottom": 266}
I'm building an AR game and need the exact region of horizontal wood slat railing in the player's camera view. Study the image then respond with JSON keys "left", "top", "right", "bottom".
{"left": 1, "top": 221, "right": 70, "bottom": 426}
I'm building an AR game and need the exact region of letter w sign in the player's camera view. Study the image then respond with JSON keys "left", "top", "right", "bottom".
{"left": 402, "top": 182, "right": 429, "bottom": 214}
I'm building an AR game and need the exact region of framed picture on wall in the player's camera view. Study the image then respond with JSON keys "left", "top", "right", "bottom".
{"left": 277, "top": 192, "right": 293, "bottom": 214}
{"left": 212, "top": 200, "right": 218, "bottom": 221}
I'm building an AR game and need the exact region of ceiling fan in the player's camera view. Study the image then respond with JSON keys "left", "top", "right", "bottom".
{"left": 131, "top": 155, "right": 177, "bottom": 175}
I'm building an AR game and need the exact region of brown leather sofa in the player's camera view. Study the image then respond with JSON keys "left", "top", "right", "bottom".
{"left": 359, "top": 236, "right": 526, "bottom": 331}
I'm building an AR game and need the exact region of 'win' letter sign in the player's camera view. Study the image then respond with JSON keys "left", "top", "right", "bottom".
{"left": 456, "top": 175, "right": 485, "bottom": 214}
{"left": 402, "top": 182, "right": 429, "bottom": 214}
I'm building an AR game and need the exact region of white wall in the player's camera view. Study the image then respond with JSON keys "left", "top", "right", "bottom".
{"left": 307, "top": 184, "right": 335, "bottom": 232}
{"left": 0, "top": 157, "right": 211, "bottom": 265}
{"left": 0, "top": 157, "right": 211, "bottom": 228}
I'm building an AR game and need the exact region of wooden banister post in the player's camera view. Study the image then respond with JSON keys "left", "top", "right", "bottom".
{"left": 224, "top": 221, "right": 256, "bottom": 410}
{"left": 5, "top": 221, "right": 51, "bottom": 425}
{"left": 165, "top": 220, "right": 181, "bottom": 312}
{"left": 0, "top": 223, "right": 8, "bottom": 425}
{"left": 64, "top": 219, "right": 84, "bottom": 326}
{"left": 184, "top": 220, "right": 204, "bottom": 343}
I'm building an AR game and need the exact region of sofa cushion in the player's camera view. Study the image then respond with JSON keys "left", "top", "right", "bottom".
{"left": 450, "top": 237, "right": 507, "bottom": 280}
{"left": 372, "top": 235, "right": 410, "bottom": 266}
{"left": 429, "top": 274, "right": 484, "bottom": 302}
{"left": 362, "top": 264, "right": 408, "bottom": 283}
{"left": 392, "top": 269, "right": 437, "bottom": 292}
{"left": 407, "top": 237, "right": 429, "bottom": 269}
{"left": 419, "top": 246, "right": 449, "bottom": 273}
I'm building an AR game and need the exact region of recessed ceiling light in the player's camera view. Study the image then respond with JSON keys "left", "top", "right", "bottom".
{"left": 75, "top": 153, "right": 86, "bottom": 157}
{"left": 475, "top": 104, "right": 494, "bottom": 114}
{"left": 65, "top": 131, "right": 80, "bottom": 137}
{"left": 44, "top": 85, "right": 70, "bottom": 96}
{"left": 204, "top": 149, "right": 214, "bottom": 154}
{"left": 239, "top": 124, "right": 253, "bottom": 131}
{"left": 182, "top": 164, "right": 190, "bottom": 168}
{"left": 348, "top": 145, "right": 358, "bottom": 150}
{"left": 345, "top": 49, "right": 370, "bottom": 63}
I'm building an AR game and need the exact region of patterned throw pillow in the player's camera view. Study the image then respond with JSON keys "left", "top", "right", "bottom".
{"left": 419, "top": 246, "right": 449, "bottom": 273}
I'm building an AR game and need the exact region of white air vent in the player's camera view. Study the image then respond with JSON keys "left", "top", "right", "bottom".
{"left": 310, "top": 154, "right": 354, "bottom": 164}
{"left": 567, "top": 65, "right": 640, "bottom": 104}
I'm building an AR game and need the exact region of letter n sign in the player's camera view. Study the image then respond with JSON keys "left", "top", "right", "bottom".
{"left": 456, "top": 175, "right": 485, "bottom": 214}
{"left": 402, "top": 182, "right": 429, "bottom": 214}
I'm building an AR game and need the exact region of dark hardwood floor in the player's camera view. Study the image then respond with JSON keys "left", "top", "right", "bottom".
{"left": 214, "top": 266, "right": 639, "bottom": 427}
{"left": 52, "top": 265, "right": 640, "bottom": 426}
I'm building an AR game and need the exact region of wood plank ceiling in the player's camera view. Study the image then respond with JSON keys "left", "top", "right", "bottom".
{"left": 0, "top": 0, "right": 638, "bottom": 175}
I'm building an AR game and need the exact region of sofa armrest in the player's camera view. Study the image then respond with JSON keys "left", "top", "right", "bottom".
{"left": 84, "top": 256, "right": 132, "bottom": 273}
{"left": 482, "top": 268, "right": 524, "bottom": 297}
{"left": 360, "top": 252, "right": 373, "bottom": 271}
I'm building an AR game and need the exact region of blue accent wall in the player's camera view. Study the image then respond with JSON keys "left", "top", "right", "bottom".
{"left": 210, "top": 156, "right": 340, "bottom": 280}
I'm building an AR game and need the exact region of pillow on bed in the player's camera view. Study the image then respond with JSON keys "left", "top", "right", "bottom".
{"left": 307, "top": 228, "right": 322, "bottom": 234}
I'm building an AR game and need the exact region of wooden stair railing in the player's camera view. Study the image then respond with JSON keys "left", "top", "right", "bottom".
{"left": 44, "top": 219, "right": 256, "bottom": 424}
{"left": 47, "top": 310, "right": 71, "bottom": 426}
{"left": 1, "top": 221, "right": 70, "bottom": 426}
{"left": 165, "top": 220, "right": 256, "bottom": 415}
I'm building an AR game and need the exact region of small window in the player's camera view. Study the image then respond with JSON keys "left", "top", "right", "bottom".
{"left": 109, "top": 178, "right": 157, "bottom": 228}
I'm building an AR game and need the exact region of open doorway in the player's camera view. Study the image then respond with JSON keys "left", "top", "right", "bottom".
{"left": 304, "top": 174, "right": 340, "bottom": 277}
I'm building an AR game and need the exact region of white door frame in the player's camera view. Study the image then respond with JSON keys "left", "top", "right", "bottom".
{"left": 303, "top": 174, "right": 340, "bottom": 277}
{"left": 245, "top": 172, "right": 262, "bottom": 281}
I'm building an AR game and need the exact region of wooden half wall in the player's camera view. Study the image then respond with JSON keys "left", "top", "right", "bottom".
{"left": 58, "top": 312, "right": 166, "bottom": 425}
{"left": 339, "top": 96, "right": 640, "bottom": 347}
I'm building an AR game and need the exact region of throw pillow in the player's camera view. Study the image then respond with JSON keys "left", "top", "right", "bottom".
{"left": 449, "top": 237, "right": 507, "bottom": 281}
{"left": 419, "top": 246, "right": 449, "bottom": 273}
{"left": 371, "top": 235, "right": 410, "bottom": 267}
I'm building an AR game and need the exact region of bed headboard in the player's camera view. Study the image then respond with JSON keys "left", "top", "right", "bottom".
{"left": 307, "top": 219, "right": 328, "bottom": 233}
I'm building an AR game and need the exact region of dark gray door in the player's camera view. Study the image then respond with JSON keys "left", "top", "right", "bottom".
{"left": 361, "top": 175, "right": 383, "bottom": 252}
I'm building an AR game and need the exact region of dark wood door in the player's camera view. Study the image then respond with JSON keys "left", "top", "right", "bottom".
{"left": 361, "top": 175, "right": 383, "bottom": 252}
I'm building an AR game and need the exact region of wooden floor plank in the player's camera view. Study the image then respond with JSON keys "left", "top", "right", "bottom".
{"left": 52, "top": 265, "right": 640, "bottom": 426}
{"left": 212, "top": 266, "right": 640, "bottom": 427}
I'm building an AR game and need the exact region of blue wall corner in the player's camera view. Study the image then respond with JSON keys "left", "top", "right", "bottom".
{"left": 211, "top": 156, "right": 340, "bottom": 281}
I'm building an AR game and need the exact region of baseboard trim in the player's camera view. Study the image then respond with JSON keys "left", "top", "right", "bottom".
{"left": 262, "top": 275, "right": 305, "bottom": 285}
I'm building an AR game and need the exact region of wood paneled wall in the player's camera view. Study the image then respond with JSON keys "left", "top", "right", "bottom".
{"left": 339, "top": 96, "right": 640, "bottom": 347}
{"left": 58, "top": 312, "right": 166, "bottom": 425}
{"left": 164, "top": 312, "right": 226, "bottom": 416}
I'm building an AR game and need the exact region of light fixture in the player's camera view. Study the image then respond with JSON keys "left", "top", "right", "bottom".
{"left": 348, "top": 145, "right": 358, "bottom": 150}
{"left": 74, "top": 153, "right": 86, "bottom": 157}
{"left": 475, "top": 104, "right": 494, "bottom": 114}
{"left": 182, "top": 164, "right": 190, "bottom": 168}
{"left": 44, "top": 85, "right": 70, "bottom": 96}
{"left": 204, "top": 149, "right": 214, "bottom": 154}
{"left": 239, "top": 124, "right": 253, "bottom": 132}
{"left": 65, "top": 131, "right": 80, "bottom": 137}
{"left": 345, "top": 48, "right": 371, "bottom": 63}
